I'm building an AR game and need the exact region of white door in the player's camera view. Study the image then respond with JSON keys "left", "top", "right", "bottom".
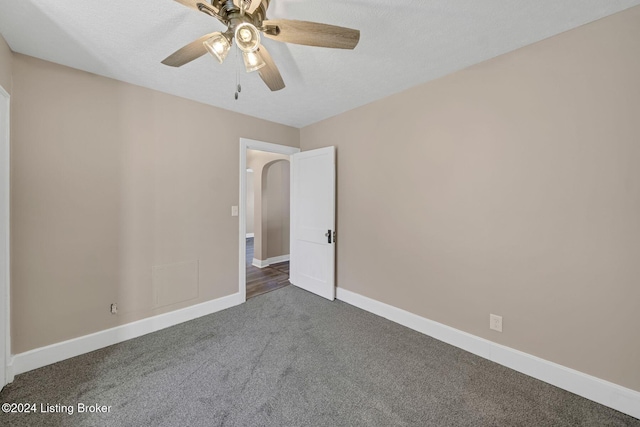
{"left": 290, "top": 146, "right": 336, "bottom": 300}
{"left": 0, "top": 87, "right": 9, "bottom": 388}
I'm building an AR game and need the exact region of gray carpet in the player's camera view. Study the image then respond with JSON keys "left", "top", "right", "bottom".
{"left": 0, "top": 286, "right": 638, "bottom": 427}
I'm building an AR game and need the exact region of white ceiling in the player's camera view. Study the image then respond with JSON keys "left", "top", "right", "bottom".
{"left": 0, "top": 0, "right": 639, "bottom": 128}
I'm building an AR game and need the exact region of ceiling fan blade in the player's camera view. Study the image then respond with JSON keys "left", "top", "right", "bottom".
{"left": 257, "top": 45, "right": 285, "bottom": 91}
{"left": 262, "top": 19, "right": 360, "bottom": 49}
{"left": 161, "top": 32, "right": 217, "bottom": 67}
{"left": 247, "top": 0, "right": 262, "bottom": 14}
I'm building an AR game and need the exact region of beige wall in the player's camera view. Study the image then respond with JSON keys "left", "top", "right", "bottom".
{"left": 301, "top": 7, "right": 640, "bottom": 392}
{"left": 10, "top": 54, "right": 299, "bottom": 353}
{"left": 0, "top": 34, "right": 11, "bottom": 93}
{"left": 265, "top": 160, "right": 290, "bottom": 259}
{"left": 246, "top": 170, "right": 254, "bottom": 235}
{"left": 246, "top": 149, "right": 290, "bottom": 261}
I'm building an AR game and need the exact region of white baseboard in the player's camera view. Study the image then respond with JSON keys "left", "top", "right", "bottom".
{"left": 246, "top": 233, "right": 254, "bottom": 238}
{"left": 252, "top": 258, "right": 269, "bottom": 268}
{"left": 252, "top": 254, "right": 290, "bottom": 269}
{"left": 336, "top": 288, "right": 640, "bottom": 420}
{"left": 267, "top": 254, "right": 290, "bottom": 265}
{"left": 9, "top": 292, "right": 243, "bottom": 378}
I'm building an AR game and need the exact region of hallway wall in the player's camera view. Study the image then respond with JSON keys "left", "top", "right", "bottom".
{"left": 246, "top": 150, "right": 290, "bottom": 263}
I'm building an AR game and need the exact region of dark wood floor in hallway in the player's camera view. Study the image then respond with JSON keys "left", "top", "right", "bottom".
{"left": 246, "top": 237, "right": 290, "bottom": 299}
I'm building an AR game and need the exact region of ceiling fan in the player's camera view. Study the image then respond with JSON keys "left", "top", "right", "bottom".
{"left": 162, "top": 0, "right": 360, "bottom": 92}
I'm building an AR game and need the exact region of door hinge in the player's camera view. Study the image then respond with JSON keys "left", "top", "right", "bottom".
{"left": 325, "top": 230, "right": 337, "bottom": 244}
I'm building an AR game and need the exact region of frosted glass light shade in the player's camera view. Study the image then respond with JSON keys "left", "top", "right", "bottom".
{"left": 203, "top": 33, "right": 231, "bottom": 63}
{"left": 235, "top": 23, "right": 260, "bottom": 52}
{"left": 242, "top": 51, "right": 266, "bottom": 72}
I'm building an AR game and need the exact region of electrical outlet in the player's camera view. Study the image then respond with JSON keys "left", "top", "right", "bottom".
{"left": 490, "top": 314, "right": 502, "bottom": 332}
{"left": 110, "top": 303, "right": 118, "bottom": 315}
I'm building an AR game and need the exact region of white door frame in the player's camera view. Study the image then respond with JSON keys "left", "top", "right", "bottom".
{"left": 238, "top": 138, "right": 299, "bottom": 302}
{"left": 0, "top": 85, "right": 11, "bottom": 387}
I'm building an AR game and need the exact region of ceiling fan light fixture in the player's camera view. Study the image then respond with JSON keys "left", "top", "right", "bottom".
{"left": 203, "top": 32, "right": 231, "bottom": 63}
{"left": 163, "top": 0, "right": 360, "bottom": 92}
{"left": 234, "top": 23, "right": 261, "bottom": 52}
{"left": 242, "top": 50, "right": 266, "bottom": 72}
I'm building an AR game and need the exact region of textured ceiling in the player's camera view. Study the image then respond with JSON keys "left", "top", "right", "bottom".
{"left": 1, "top": 0, "right": 639, "bottom": 128}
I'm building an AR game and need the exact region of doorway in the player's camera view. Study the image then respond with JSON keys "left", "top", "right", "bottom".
{"left": 245, "top": 156, "right": 290, "bottom": 298}
{"left": 1, "top": 85, "right": 10, "bottom": 388}
{"left": 238, "top": 139, "right": 299, "bottom": 302}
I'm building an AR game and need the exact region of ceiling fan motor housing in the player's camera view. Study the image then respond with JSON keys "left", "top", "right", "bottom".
{"left": 206, "top": 0, "right": 270, "bottom": 27}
